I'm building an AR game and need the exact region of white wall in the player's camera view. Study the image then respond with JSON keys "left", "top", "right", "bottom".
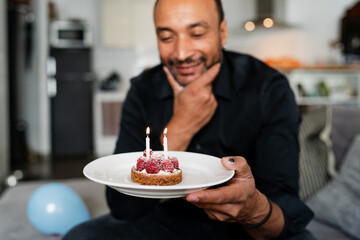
{"left": 226, "top": 0, "right": 358, "bottom": 65}
{"left": 23, "top": 0, "right": 51, "bottom": 156}
{"left": 223, "top": 0, "right": 255, "bottom": 34}
{"left": 0, "top": 0, "right": 9, "bottom": 184}
{"left": 285, "top": 0, "right": 356, "bottom": 63}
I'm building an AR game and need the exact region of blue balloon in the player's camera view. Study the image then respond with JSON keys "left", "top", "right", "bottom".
{"left": 27, "top": 182, "right": 90, "bottom": 236}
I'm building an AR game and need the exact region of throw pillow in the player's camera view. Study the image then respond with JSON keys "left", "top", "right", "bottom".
{"left": 331, "top": 106, "right": 360, "bottom": 170}
{"left": 306, "top": 135, "right": 360, "bottom": 239}
{"left": 298, "top": 106, "right": 334, "bottom": 201}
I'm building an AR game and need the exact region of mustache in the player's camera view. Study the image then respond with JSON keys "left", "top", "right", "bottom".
{"left": 168, "top": 56, "right": 206, "bottom": 66}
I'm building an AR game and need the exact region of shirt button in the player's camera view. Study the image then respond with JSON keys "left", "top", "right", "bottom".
{"left": 196, "top": 144, "right": 202, "bottom": 150}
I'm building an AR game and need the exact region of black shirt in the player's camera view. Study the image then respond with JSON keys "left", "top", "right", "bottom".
{"left": 107, "top": 50, "right": 313, "bottom": 238}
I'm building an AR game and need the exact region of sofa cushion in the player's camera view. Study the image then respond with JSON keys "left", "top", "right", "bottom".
{"left": 298, "top": 106, "right": 334, "bottom": 200}
{"left": 307, "top": 135, "right": 360, "bottom": 239}
{"left": 306, "top": 219, "right": 354, "bottom": 240}
{"left": 331, "top": 106, "right": 360, "bottom": 170}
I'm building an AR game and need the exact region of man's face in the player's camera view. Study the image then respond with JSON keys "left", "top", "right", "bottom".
{"left": 154, "top": 0, "right": 227, "bottom": 86}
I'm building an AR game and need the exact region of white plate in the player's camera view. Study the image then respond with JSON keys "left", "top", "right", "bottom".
{"left": 83, "top": 151, "right": 234, "bottom": 199}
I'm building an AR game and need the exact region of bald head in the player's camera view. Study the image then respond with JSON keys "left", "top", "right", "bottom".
{"left": 154, "top": 0, "right": 224, "bottom": 25}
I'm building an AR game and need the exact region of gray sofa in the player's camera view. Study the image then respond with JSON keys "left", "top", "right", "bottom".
{"left": 0, "top": 106, "right": 359, "bottom": 240}
{"left": 299, "top": 106, "right": 360, "bottom": 240}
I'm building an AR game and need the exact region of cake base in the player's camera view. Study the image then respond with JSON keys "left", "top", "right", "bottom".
{"left": 131, "top": 167, "right": 182, "bottom": 186}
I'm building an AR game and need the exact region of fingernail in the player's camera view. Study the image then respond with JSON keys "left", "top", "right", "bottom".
{"left": 188, "top": 195, "right": 199, "bottom": 203}
{"left": 228, "top": 158, "right": 235, "bottom": 163}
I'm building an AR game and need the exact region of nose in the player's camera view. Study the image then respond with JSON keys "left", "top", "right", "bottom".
{"left": 174, "top": 36, "right": 194, "bottom": 62}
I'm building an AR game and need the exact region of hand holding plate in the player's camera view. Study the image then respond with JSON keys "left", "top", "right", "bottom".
{"left": 185, "top": 157, "right": 269, "bottom": 224}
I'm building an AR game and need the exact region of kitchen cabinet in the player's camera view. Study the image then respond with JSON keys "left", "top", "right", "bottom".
{"left": 101, "top": 0, "right": 157, "bottom": 48}
{"left": 283, "top": 65, "right": 360, "bottom": 106}
{"left": 50, "top": 48, "right": 94, "bottom": 158}
{"left": 93, "top": 91, "right": 126, "bottom": 157}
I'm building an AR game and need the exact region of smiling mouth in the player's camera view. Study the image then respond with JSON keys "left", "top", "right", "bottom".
{"left": 175, "top": 61, "right": 203, "bottom": 75}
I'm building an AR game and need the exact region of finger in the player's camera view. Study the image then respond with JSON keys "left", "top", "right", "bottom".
{"left": 186, "top": 157, "right": 253, "bottom": 204}
{"left": 221, "top": 156, "right": 253, "bottom": 179}
{"left": 186, "top": 184, "right": 244, "bottom": 204}
{"left": 194, "top": 201, "right": 235, "bottom": 213}
{"left": 204, "top": 209, "right": 237, "bottom": 222}
{"left": 190, "top": 63, "right": 221, "bottom": 88}
{"left": 163, "top": 66, "right": 183, "bottom": 94}
{"left": 205, "top": 211, "right": 219, "bottom": 221}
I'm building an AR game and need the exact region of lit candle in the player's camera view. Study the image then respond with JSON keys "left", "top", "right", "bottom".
{"left": 146, "top": 127, "right": 150, "bottom": 159}
{"left": 163, "top": 128, "right": 168, "bottom": 159}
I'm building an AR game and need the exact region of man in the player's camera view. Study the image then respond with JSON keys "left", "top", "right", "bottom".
{"left": 64, "top": 0, "right": 314, "bottom": 239}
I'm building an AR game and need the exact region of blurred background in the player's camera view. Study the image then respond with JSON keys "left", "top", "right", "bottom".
{"left": 0, "top": 0, "right": 359, "bottom": 188}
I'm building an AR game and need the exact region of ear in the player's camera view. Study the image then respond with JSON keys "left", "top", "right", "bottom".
{"left": 219, "top": 19, "right": 228, "bottom": 46}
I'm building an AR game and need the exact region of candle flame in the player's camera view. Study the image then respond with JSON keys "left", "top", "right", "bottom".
{"left": 163, "top": 128, "right": 167, "bottom": 135}
{"left": 146, "top": 127, "right": 150, "bottom": 135}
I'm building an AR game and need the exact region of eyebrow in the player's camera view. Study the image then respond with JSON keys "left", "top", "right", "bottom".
{"left": 156, "top": 27, "right": 172, "bottom": 33}
{"left": 156, "top": 21, "right": 209, "bottom": 33}
{"left": 188, "top": 21, "right": 209, "bottom": 29}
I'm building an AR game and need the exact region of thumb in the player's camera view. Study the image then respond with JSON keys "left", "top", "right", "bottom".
{"left": 163, "top": 66, "right": 183, "bottom": 95}
{"left": 221, "top": 156, "right": 253, "bottom": 179}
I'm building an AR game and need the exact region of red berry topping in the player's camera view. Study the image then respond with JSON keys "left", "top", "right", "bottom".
{"left": 161, "top": 159, "right": 174, "bottom": 172}
{"left": 169, "top": 157, "right": 179, "bottom": 169}
{"left": 136, "top": 156, "right": 146, "bottom": 171}
{"left": 152, "top": 154, "right": 163, "bottom": 165}
{"left": 145, "top": 158, "right": 160, "bottom": 174}
{"left": 143, "top": 149, "right": 153, "bottom": 157}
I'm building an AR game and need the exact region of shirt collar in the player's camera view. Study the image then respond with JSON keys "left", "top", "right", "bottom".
{"left": 213, "top": 52, "right": 232, "bottom": 101}
{"left": 158, "top": 70, "right": 173, "bottom": 100}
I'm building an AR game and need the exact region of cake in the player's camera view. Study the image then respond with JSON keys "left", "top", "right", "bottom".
{"left": 131, "top": 150, "right": 182, "bottom": 186}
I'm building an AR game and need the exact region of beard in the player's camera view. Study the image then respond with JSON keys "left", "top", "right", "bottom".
{"left": 162, "top": 48, "right": 224, "bottom": 87}
{"left": 165, "top": 56, "right": 208, "bottom": 87}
